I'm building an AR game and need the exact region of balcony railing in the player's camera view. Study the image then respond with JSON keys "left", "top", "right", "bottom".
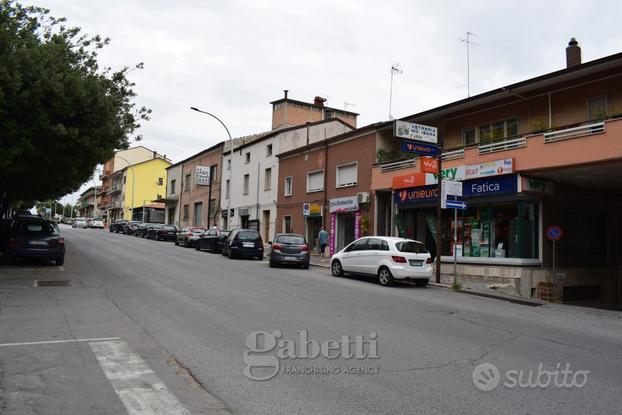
{"left": 380, "top": 158, "right": 416, "bottom": 172}
{"left": 441, "top": 148, "right": 465, "bottom": 161}
{"left": 479, "top": 136, "right": 527, "bottom": 155}
{"left": 106, "top": 185, "right": 121, "bottom": 195}
{"left": 543, "top": 121, "right": 605, "bottom": 144}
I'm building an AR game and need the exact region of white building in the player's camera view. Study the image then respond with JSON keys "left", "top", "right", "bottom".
{"left": 220, "top": 118, "right": 353, "bottom": 242}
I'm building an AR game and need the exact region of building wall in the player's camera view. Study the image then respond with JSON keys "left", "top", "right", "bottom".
{"left": 122, "top": 158, "right": 170, "bottom": 219}
{"left": 179, "top": 148, "right": 222, "bottom": 228}
{"left": 113, "top": 147, "right": 156, "bottom": 173}
{"left": 272, "top": 101, "right": 357, "bottom": 130}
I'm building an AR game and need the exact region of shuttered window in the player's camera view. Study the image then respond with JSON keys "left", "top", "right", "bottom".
{"left": 306, "top": 171, "right": 324, "bottom": 193}
{"left": 336, "top": 163, "right": 357, "bottom": 187}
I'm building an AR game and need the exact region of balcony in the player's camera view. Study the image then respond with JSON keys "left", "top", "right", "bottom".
{"left": 106, "top": 185, "right": 121, "bottom": 195}
{"left": 543, "top": 121, "right": 605, "bottom": 143}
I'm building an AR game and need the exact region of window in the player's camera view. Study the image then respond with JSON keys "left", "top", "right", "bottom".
{"left": 170, "top": 179, "right": 176, "bottom": 194}
{"left": 588, "top": 96, "right": 607, "bottom": 121}
{"left": 264, "top": 168, "right": 272, "bottom": 190}
{"left": 283, "top": 216, "right": 292, "bottom": 233}
{"left": 158, "top": 177, "right": 163, "bottom": 185}
{"left": 266, "top": 144, "right": 273, "bottom": 157}
{"left": 306, "top": 170, "right": 324, "bottom": 193}
{"left": 183, "top": 204, "right": 189, "bottom": 221}
{"left": 210, "top": 165, "right": 218, "bottom": 182}
{"left": 367, "top": 238, "right": 390, "bottom": 251}
{"left": 243, "top": 174, "right": 250, "bottom": 194}
{"left": 185, "top": 174, "right": 191, "bottom": 191}
{"left": 336, "top": 162, "right": 357, "bottom": 187}
{"left": 227, "top": 159, "right": 231, "bottom": 170}
{"left": 225, "top": 179, "right": 230, "bottom": 199}
{"left": 245, "top": 152, "right": 251, "bottom": 164}
{"left": 208, "top": 199, "right": 216, "bottom": 226}
{"left": 284, "top": 176, "right": 293, "bottom": 196}
{"left": 477, "top": 117, "right": 518, "bottom": 142}
{"left": 345, "top": 239, "right": 368, "bottom": 252}
{"left": 193, "top": 202, "right": 203, "bottom": 226}
{"left": 123, "top": 176, "right": 127, "bottom": 184}
{"left": 463, "top": 127, "right": 477, "bottom": 146}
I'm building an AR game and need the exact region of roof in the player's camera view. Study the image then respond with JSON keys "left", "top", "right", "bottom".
{"left": 78, "top": 186, "right": 100, "bottom": 197}
{"left": 276, "top": 121, "right": 391, "bottom": 159}
{"left": 167, "top": 141, "right": 225, "bottom": 169}
{"left": 120, "top": 156, "right": 172, "bottom": 171}
{"left": 401, "top": 51, "right": 622, "bottom": 123}
{"left": 269, "top": 97, "right": 359, "bottom": 116}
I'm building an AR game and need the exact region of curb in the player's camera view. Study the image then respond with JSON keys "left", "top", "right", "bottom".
{"left": 456, "top": 287, "right": 545, "bottom": 306}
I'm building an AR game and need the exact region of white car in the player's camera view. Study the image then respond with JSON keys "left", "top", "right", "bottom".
{"left": 330, "top": 236, "right": 433, "bottom": 286}
{"left": 72, "top": 217, "right": 88, "bottom": 228}
{"left": 90, "top": 218, "right": 104, "bottom": 229}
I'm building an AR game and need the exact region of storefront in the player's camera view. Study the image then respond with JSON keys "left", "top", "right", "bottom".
{"left": 394, "top": 173, "right": 543, "bottom": 265}
{"left": 303, "top": 202, "right": 323, "bottom": 252}
{"left": 329, "top": 196, "right": 360, "bottom": 255}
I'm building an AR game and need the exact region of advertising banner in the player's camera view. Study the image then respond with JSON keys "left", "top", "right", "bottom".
{"left": 392, "top": 173, "right": 426, "bottom": 189}
{"left": 195, "top": 165, "right": 211, "bottom": 186}
{"left": 394, "top": 185, "right": 439, "bottom": 205}
{"left": 394, "top": 120, "right": 438, "bottom": 144}
{"left": 400, "top": 140, "right": 439, "bottom": 156}
{"left": 465, "top": 158, "right": 514, "bottom": 180}
{"left": 329, "top": 196, "right": 359, "bottom": 213}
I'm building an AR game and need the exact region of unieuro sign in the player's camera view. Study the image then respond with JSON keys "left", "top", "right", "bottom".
{"left": 394, "top": 120, "right": 438, "bottom": 144}
{"left": 400, "top": 140, "right": 439, "bottom": 156}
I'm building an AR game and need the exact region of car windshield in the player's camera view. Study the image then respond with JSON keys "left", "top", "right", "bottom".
{"left": 237, "top": 231, "right": 259, "bottom": 240}
{"left": 19, "top": 221, "right": 59, "bottom": 235}
{"left": 275, "top": 235, "right": 305, "bottom": 244}
{"left": 395, "top": 241, "right": 427, "bottom": 254}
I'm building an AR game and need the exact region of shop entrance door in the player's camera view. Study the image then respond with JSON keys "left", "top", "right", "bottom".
{"left": 337, "top": 213, "right": 355, "bottom": 251}
{"left": 262, "top": 210, "right": 270, "bottom": 242}
{"left": 306, "top": 216, "right": 322, "bottom": 253}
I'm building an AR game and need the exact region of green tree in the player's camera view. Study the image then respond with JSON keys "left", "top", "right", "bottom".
{"left": 0, "top": 1, "right": 150, "bottom": 217}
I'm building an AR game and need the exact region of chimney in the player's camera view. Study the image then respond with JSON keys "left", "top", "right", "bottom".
{"left": 284, "top": 89, "right": 289, "bottom": 99}
{"left": 566, "top": 37, "right": 582, "bottom": 68}
{"left": 153, "top": 150, "right": 157, "bottom": 159}
{"left": 314, "top": 96, "right": 326, "bottom": 108}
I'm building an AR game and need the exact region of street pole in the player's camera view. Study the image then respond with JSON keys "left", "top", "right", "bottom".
{"left": 435, "top": 142, "right": 443, "bottom": 284}
{"left": 453, "top": 200, "right": 458, "bottom": 286}
{"left": 207, "top": 170, "right": 213, "bottom": 227}
{"left": 190, "top": 107, "right": 234, "bottom": 229}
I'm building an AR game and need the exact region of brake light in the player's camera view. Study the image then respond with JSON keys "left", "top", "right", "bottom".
{"left": 426, "top": 257, "right": 433, "bottom": 264}
{"left": 300, "top": 244, "right": 309, "bottom": 252}
{"left": 58, "top": 237, "right": 65, "bottom": 245}
{"left": 391, "top": 256, "right": 407, "bottom": 263}
{"left": 272, "top": 243, "right": 283, "bottom": 251}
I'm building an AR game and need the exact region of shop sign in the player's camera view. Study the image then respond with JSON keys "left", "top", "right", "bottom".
{"left": 520, "top": 176, "right": 554, "bottom": 194}
{"left": 329, "top": 214, "right": 336, "bottom": 256}
{"left": 393, "top": 173, "right": 426, "bottom": 190}
{"left": 394, "top": 185, "right": 439, "bottom": 205}
{"left": 421, "top": 157, "right": 438, "bottom": 174}
{"left": 329, "top": 196, "right": 359, "bottom": 213}
{"left": 195, "top": 165, "right": 211, "bottom": 186}
{"left": 394, "top": 120, "right": 438, "bottom": 144}
{"left": 239, "top": 208, "right": 250, "bottom": 216}
{"left": 462, "top": 174, "right": 518, "bottom": 197}
{"left": 425, "top": 166, "right": 466, "bottom": 185}
{"left": 465, "top": 158, "right": 514, "bottom": 180}
{"left": 303, "top": 202, "right": 322, "bottom": 217}
{"left": 354, "top": 211, "right": 361, "bottom": 239}
{"left": 400, "top": 140, "right": 439, "bottom": 156}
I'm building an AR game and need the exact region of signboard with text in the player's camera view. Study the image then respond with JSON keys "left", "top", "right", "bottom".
{"left": 394, "top": 185, "right": 439, "bottom": 205}
{"left": 462, "top": 174, "right": 518, "bottom": 197}
{"left": 394, "top": 120, "right": 438, "bottom": 144}
{"left": 465, "top": 158, "right": 514, "bottom": 180}
{"left": 421, "top": 157, "right": 438, "bottom": 174}
{"left": 329, "top": 196, "right": 359, "bottom": 213}
{"left": 195, "top": 165, "right": 211, "bottom": 186}
{"left": 400, "top": 140, "right": 439, "bottom": 157}
{"left": 392, "top": 173, "right": 426, "bottom": 190}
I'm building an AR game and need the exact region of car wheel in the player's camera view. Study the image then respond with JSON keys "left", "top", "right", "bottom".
{"left": 269, "top": 261, "right": 275, "bottom": 268}
{"left": 184, "top": 239, "right": 190, "bottom": 248}
{"left": 415, "top": 280, "right": 428, "bottom": 287}
{"left": 302, "top": 263, "right": 310, "bottom": 270}
{"left": 55, "top": 256, "right": 65, "bottom": 266}
{"left": 331, "top": 260, "right": 343, "bottom": 277}
{"left": 229, "top": 250, "right": 236, "bottom": 259}
{"left": 155, "top": 234, "right": 159, "bottom": 241}
{"left": 174, "top": 239, "right": 179, "bottom": 246}
{"left": 377, "top": 266, "right": 394, "bottom": 286}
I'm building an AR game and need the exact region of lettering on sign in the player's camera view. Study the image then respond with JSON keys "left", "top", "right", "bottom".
{"left": 421, "top": 157, "right": 438, "bottom": 174}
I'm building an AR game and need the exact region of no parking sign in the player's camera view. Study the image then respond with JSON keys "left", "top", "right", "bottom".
{"left": 545, "top": 225, "right": 563, "bottom": 242}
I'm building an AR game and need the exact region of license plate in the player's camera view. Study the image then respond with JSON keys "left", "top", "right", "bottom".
{"left": 30, "top": 240, "right": 47, "bottom": 246}
{"left": 409, "top": 259, "right": 423, "bottom": 266}
{"left": 243, "top": 242, "right": 254, "bottom": 248}
{"left": 285, "top": 256, "right": 297, "bottom": 260}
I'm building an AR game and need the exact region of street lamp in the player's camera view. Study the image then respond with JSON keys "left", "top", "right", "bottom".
{"left": 116, "top": 155, "right": 135, "bottom": 221}
{"left": 190, "top": 107, "right": 233, "bottom": 229}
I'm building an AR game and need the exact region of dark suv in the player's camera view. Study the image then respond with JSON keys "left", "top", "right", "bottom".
{"left": 110, "top": 219, "right": 128, "bottom": 233}
{"left": 222, "top": 229, "right": 263, "bottom": 260}
{"left": 196, "top": 229, "right": 230, "bottom": 253}
{"left": 3, "top": 217, "right": 65, "bottom": 265}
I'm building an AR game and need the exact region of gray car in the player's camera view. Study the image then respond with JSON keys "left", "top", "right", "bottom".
{"left": 269, "top": 233, "right": 310, "bottom": 269}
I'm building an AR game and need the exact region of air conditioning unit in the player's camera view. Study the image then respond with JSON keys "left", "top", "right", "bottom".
{"left": 357, "top": 192, "right": 370, "bottom": 204}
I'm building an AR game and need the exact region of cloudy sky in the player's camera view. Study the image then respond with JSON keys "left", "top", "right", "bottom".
{"left": 37, "top": 0, "right": 621, "bottom": 204}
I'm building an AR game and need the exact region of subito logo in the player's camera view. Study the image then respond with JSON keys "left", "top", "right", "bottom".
{"left": 472, "top": 362, "right": 501, "bottom": 392}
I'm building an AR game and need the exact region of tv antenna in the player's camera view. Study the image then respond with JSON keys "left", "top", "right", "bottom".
{"left": 459, "top": 31, "right": 478, "bottom": 97}
{"left": 389, "top": 63, "right": 403, "bottom": 120}
{"left": 344, "top": 101, "right": 356, "bottom": 111}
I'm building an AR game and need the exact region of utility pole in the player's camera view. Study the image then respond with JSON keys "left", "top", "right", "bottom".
{"left": 460, "top": 32, "right": 478, "bottom": 97}
{"left": 207, "top": 168, "right": 213, "bottom": 227}
{"left": 389, "top": 63, "right": 403, "bottom": 120}
{"left": 435, "top": 141, "right": 443, "bottom": 284}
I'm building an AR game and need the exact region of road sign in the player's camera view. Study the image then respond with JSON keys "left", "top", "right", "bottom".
{"left": 446, "top": 200, "right": 467, "bottom": 210}
{"left": 545, "top": 224, "right": 563, "bottom": 242}
{"left": 441, "top": 180, "right": 462, "bottom": 208}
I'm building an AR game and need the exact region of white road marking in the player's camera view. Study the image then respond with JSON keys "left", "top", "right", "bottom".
{"left": 0, "top": 337, "right": 121, "bottom": 347}
{"left": 89, "top": 340, "right": 192, "bottom": 415}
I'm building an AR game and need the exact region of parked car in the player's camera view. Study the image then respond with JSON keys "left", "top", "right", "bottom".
{"left": 123, "top": 221, "right": 141, "bottom": 235}
{"left": 90, "top": 217, "right": 104, "bottom": 229}
{"left": 196, "top": 229, "right": 230, "bottom": 253}
{"left": 222, "top": 229, "right": 263, "bottom": 260}
{"left": 72, "top": 217, "right": 88, "bottom": 229}
{"left": 147, "top": 224, "right": 177, "bottom": 241}
{"left": 110, "top": 219, "right": 128, "bottom": 233}
{"left": 330, "top": 237, "right": 433, "bottom": 286}
{"left": 134, "top": 223, "right": 153, "bottom": 238}
{"left": 175, "top": 227, "right": 206, "bottom": 247}
{"left": 3, "top": 216, "right": 65, "bottom": 266}
{"left": 269, "top": 233, "right": 310, "bottom": 269}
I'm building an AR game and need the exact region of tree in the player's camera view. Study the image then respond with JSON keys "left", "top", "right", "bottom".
{"left": 0, "top": 1, "right": 150, "bottom": 218}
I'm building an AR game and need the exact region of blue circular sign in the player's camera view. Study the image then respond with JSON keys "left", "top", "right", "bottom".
{"left": 545, "top": 225, "right": 563, "bottom": 242}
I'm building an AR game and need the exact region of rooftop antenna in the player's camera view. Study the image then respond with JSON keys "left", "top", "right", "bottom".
{"left": 459, "top": 32, "right": 478, "bottom": 97}
{"left": 389, "top": 63, "right": 403, "bottom": 120}
{"left": 344, "top": 101, "right": 356, "bottom": 111}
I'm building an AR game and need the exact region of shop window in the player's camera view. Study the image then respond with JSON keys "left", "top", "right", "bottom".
{"left": 336, "top": 163, "right": 357, "bottom": 188}
{"left": 587, "top": 96, "right": 607, "bottom": 121}
{"left": 307, "top": 170, "right": 324, "bottom": 193}
{"left": 284, "top": 176, "right": 292, "bottom": 196}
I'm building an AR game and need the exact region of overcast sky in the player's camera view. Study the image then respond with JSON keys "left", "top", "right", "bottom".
{"left": 35, "top": 0, "right": 621, "bottom": 205}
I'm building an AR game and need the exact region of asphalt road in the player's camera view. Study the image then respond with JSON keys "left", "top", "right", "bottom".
{"left": 1, "top": 225, "right": 622, "bottom": 415}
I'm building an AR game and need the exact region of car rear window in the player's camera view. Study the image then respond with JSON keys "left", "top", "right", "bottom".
{"left": 395, "top": 241, "right": 427, "bottom": 254}
{"left": 238, "top": 230, "right": 259, "bottom": 240}
{"left": 20, "top": 221, "right": 58, "bottom": 235}
{"left": 275, "top": 235, "right": 305, "bottom": 244}
{"left": 162, "top": 225, "right": 176, "bottom": 230}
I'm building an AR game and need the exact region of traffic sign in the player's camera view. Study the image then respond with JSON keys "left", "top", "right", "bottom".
{"left": 545, "top": 224, "right": 563, "bottom": 242}
{"left": 445, "top": 200, "right": 467, "bottom": 210}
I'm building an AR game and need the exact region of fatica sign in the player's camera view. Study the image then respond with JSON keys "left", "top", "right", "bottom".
{"left": 394, "top": 120, "right": 438, "bottom": 144}
{"left": 462, "top": 174, "right": 518, "bottom": 197}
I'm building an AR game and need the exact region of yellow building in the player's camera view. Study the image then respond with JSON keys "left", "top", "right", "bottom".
{"left": 121, "top": 157, "right": 171, "bottom": 220}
